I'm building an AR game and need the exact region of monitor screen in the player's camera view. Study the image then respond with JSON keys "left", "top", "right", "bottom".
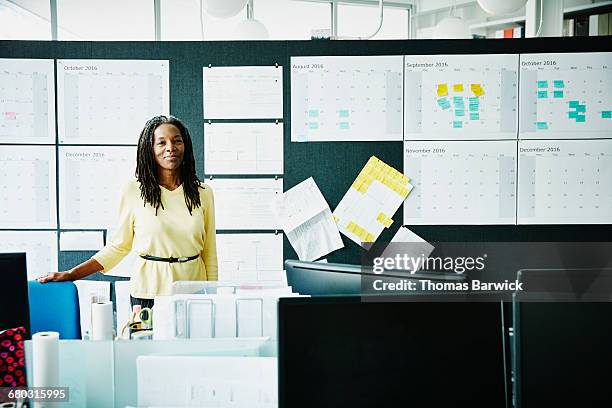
{"left": 514, "top": 268, "right": 612, "bottom": 407}
{"left": 279, "top": 296, "right": 508, "bottom": 407}
{"left": 515, "top": 302, "right": 612, "bottom": 407}
{"left": 0, "top": 252, "right": 30, "bottom": 338}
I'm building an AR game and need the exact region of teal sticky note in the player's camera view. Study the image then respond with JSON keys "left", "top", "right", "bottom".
{"left": 308, "top": 122, "right": 319, "bottom": 130}
{"left": 469, "top": 104, "right": 479, "bottom": 112}
{"left": 568, "top": 111, "right": 578, "bottom": 119}
{"left": 339, "top": 122, "right": 349, "bottom": 130}
{"left": 469, "top": 97, "right": 479, "bottom": 103}
{"left": 455, "top": 109, "right": 465, "bottom": 117}
{"left": 537, "top": 81, "right": 548, "bottom": 88}
{"left": 576, "top": 115, "right": 586, "bottom": 123}
{"left": 553, "top": 91, "right": 563, "bottom": 98}
{"left": 576, "top": 105, "right": 586, "bottom": 113}
{"left": 602, "top": 111, "right": 612, "bottom": 119}
{"left": 470, "top": 113, "right": 480, "bottom": 120}
{"left": 453, "top": 121, "right": 463, "bottom": 129}
{"left": 437, "top": 98, "right": 451, "bottom": 110}
{"left": 537, "top": 91, "right": 548, "bottom": 99}
{"left": 553, "top": 80, "right": 564, "bottom": 88}
{"left": 338, "top": 109, "right": 349, "bottom": 118}
{"left": 308, "top": 110, "right": 319, "bottom": 118}
{"left": 569, "top": 100, "right": 580, "bottom": 108}
{"left": 536, "top": 122, "right": 548, "bottom": 130}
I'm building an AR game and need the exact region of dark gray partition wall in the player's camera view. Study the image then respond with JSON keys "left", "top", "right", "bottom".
{"left": 1, "top": 37, "right": 611, "bottom": 280}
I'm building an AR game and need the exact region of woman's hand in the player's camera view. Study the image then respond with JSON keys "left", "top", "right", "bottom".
{"left": 36, "top": 271, "right": 73, "bottom": 283}
{"left": 36, "top": 259, "right": 104, "bottom": 283}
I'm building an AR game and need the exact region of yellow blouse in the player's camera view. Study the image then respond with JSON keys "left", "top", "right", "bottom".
{"left": 92, "top": 180, "right": 218, "bottom": 299}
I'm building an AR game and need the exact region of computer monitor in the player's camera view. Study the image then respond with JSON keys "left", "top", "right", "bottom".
{"left": 279, "top": 295, "right": 509, "bottom": 408}
{"left": 285, "top": 259, "right": 465, "bottom": 296}
{"left": 513, "top": 268, "right": 612, "bottom": 407}
{"left": 0, "top": 252, "right": 31, "bottom": 338}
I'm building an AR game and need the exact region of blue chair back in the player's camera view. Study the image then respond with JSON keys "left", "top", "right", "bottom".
{"left": 28, "top": 281, "right": 81, "bottom": 339}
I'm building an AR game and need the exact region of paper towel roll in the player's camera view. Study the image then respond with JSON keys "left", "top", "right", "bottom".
{"left": 32, "top": 331, "right": 59, "bottom": 388}
{"left": 91, "top": 301, "right": 114, "bottom": 340}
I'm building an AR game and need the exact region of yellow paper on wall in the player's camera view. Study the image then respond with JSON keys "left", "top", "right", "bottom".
{"left": 437, "top": 84, "right": 448, "bottom": 97}
{"left": 471, "top": 84, "right": 484, "bottom": 97}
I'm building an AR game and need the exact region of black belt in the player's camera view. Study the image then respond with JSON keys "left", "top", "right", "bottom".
{"left": 140, "top": 254, "right": 199, "bottom": 263}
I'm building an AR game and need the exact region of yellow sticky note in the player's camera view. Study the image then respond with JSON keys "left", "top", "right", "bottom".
{"left": 383, "top": 218, "right": 393, "bottom": 228}
{"left": 453, "top": 83, "right": 464, "bottom": 92}
{"left": 471, "top": 84, "right": 484, "bottom": 97}
{"left": 377, "top": 213, "right": 386, "bottom": 223}
{"left": 437, "top": 84, "right": 448, "bottom": 97}
{"left": 333, "top": 215, "right": 339, "bottom": 223}
{"left": 365, "top": 233, "right": 375, "bottom": 242}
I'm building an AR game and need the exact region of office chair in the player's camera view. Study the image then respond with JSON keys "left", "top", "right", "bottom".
{"left": 28, "top": 281, "right": 81, "bottom": 339}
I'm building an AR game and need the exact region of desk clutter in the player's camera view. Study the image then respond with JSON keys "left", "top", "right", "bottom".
{"left": 22, "top": 280, "right": 298, "bottom": 407}
{"left": 18, "top": 280, "right": 299, "bottom": 406}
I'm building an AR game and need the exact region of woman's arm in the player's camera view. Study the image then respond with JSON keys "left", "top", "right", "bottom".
{"left": 39, "top": 182, "right": 136, "bottom": 283}
{"left": 37, "top": 258, "right": 105, "bottom": 282}
{"left": 202, "top": 186, "right": 218, "bottom": 280}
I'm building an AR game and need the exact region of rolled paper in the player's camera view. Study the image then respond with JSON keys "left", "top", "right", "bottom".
{"left": 32, "top": 331, "right": 60, "bottom": 390}
{"left": 91, "top": 301, "right": 114, "bottom": 340}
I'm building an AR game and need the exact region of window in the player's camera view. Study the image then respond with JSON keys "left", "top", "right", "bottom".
{"left": 57, "top": 0, "right": 154, "bottom": 40}
{"left": 256, "top": 0, "right": 331, "bottom": 40}
{"left": 162, "top": 0, "right": 248, "bottom": 40}
{"left": 338, "top": 3, "right": 409, "bottom": 39}
{"left": 0, "top": 0, "right": 51, "bottom": 40}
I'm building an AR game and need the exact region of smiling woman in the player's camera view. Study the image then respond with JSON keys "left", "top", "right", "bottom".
{"left": 37, "top": 116, "right": 218, "bottom": 309}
